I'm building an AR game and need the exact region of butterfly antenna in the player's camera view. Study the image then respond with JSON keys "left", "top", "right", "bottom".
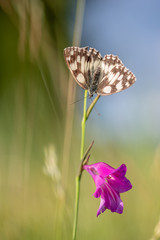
{"left": 69, "top": 93, "right": 88, "bottom": 105}
{"left": 89, "top": 97, "right": 101, "bottom": 117}
{"left": 93, "top": 106, "right": 101, "bottom": 117}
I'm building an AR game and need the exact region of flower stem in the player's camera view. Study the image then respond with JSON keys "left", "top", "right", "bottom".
{"left": 80, "top": 90, "right": 88, "bottom": 159}
{"left": 73, "top": 92, "right": 100, "bottom": 240}
{"left": 72, "top": 175, "right": 81, "bottom": 240}
{"left": 72, "top": 90, "right": 87, "bottom": 240}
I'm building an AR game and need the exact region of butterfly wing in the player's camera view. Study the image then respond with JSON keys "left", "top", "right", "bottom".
{"left": 97, "top": 55, "right": 136, "bottom": 96}
{"left": 64, "top": 46, "right": 102, "bottom": 90}
{"left": 87, "top": 47, "right": 102, "bottom": 76}
{"left": 64, "top": 46, "right": 89, "bottom": 89}
{"left": 64, "top": 48, "right": 136, "bottom": 96}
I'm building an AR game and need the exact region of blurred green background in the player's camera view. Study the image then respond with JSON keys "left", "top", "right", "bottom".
{"left": 0, "top": 0, "right": 160, "bottom": 240}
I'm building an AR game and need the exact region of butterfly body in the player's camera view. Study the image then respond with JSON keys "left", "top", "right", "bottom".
{"left": 64, "top": 46, "right": 136, "bottom": 98}
{"left": 88, "top": 67, "right": 101, "bottom": 98}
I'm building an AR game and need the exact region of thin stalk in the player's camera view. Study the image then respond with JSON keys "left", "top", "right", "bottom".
{"left": 72, "top": 90, "right": 87, "bottom": 240}
{"left": 80, "top": 90, "right": 88, "bottom": 159}
{"left": 73, "top": 92, "right": 100, "bottom": 240}
{"left": 72, "top": 176, "right": 81, "bottom": 240}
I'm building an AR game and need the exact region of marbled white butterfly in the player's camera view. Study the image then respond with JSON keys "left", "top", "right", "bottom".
{"left": 64, "top": 46, "right": 136, "bottom": 98}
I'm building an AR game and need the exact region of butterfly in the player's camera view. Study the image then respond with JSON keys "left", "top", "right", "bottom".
{"left": 64, "top": 46, "right": 136, "bottom": 98}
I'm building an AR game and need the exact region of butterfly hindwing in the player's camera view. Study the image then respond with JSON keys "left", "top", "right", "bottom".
{"left": 97, "top": 56, "right": 136, "bottom": 96}
{"left": 97, "top": 55, "right": 136, "bottom": 95}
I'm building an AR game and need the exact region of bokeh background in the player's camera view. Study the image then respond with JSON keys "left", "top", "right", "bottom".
{"left": 0, "top": 0, "right": 160, "bottom": 239}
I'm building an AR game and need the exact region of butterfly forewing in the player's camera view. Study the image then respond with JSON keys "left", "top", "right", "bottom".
{"left": 64, "top": 46, "right": 136, "bottom": 97}
{"left": 64, "top": 46, "right": 88, "bottom": 89}
{"left": 64, "top": 46, "right": 103, "bottom": 90}
{"left": 88, "top": 48, "right": 102, "bottom": 76}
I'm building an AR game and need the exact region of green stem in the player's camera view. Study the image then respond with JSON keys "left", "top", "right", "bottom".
{"left": 72, "top": 175, "right": 81, "bottom": 240}
{"left": 80, "top": 90, "right": 88, "bottom": 159}
{"left": 72, "top": 90, "right": 87, "bottom": 240}
{"left": 72, "top": 92, "right": 100, "bottom": 240}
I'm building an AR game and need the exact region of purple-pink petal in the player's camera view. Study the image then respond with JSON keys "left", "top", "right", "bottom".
{"left": 93, "top": 187, "right": 101, "bottom": 198}
{"left": 111, "top": 164, "right": 127, "bottom": 177}
{"left": 96, "top": 182, "right": 124, "bottom": 216}
{"left": 102, "top": 182, "right": 123, "bottom": 214}
{"left": 107, "top": 175, "right": 132, "bottom": 193}
{"left": 97, "top": 198, "right": 106, "bottom": 216}
{"left": 83, "top": 162, "right": 114, "bottom": 178}
{"left": 107, "top": 164, "right": 132, "bottom": 193}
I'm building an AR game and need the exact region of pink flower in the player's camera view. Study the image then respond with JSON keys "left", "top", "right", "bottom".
{"left": 83, "top": 162, "right": 132, "bottom": 216}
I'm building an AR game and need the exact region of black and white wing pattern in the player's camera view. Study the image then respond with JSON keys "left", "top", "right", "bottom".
{"left": 97, "top": 54, "right": 136, "bottom": 96}
{"left": 64, "top": 46, "right": 102, "bottom": 90}
{"left": 64, "top": 46, "right": 136, "bottom": 97}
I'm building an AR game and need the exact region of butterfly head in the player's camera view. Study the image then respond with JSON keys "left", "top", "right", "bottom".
{"left": 88, "top": 89, "right": 95, "bottom": 98}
